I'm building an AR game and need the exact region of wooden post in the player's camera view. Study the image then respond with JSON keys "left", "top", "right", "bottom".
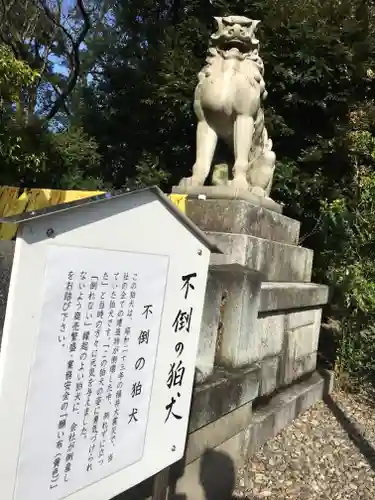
{"left": 152, "top": 467, "right": 170, "bottom": 500}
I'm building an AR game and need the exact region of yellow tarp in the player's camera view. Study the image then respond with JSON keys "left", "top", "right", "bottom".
{"left": 168, "top": 193, "right": 187, "bottom": 214}
{"left": 0, "top": 187, "right": 187, "bottom": 240}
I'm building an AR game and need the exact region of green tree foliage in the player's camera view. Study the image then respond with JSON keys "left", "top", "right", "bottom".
{"left": 316, "top": 106, "right": 375, "bottom": 388}
{"left": 0, "top": 45, "right": 46, "bottom": 185}
{"left": 0, "top": 46, "right": 38, "bottom": 104}
{"left": 0, "top": 0, "right": 92, "bottom": 122}
{"left": 0, "top": 2, "right": 104, "bottom": 189}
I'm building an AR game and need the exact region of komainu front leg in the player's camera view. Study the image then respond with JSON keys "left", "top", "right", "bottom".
{"left": 179, "top": 120, "right": 218, "bottom": 188}
{"left": 230, "top": 115, "right": 254, "bottom": 190}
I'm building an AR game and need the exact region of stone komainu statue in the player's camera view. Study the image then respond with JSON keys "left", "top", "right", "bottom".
{"left": 179, "top": 16, "right": 276, "bottom": 198}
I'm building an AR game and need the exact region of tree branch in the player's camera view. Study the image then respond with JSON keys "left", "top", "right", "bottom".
{"left": 0, "top": 0, "right": 23, "bottom": 58}
{"left": 39, "top": 0, "right": 91, "bottom": 120}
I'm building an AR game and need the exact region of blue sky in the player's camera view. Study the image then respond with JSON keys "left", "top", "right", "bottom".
{"left": 51, "top": 0, "right": 88, "bottom": 76}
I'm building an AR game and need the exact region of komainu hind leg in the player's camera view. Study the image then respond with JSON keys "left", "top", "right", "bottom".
{"left": 248, "top": 138, "right": 276, "bottom": 198}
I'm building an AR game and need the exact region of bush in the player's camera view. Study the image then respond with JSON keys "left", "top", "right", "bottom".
{"left": 318, "top": 127, "right": 375, "bottom": 389}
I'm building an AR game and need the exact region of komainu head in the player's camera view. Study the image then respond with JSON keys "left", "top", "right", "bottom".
{"left": 210, "top": 16, "right": 260, "bottom": 54}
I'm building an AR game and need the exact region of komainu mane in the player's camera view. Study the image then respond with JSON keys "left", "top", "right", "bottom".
{"left": 179, "top": 15, "right": 276, "bottom": 198}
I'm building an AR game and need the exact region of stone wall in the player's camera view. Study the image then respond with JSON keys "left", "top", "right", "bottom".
{"left": 0, "top": 197, "right": 332, "bottom": 500}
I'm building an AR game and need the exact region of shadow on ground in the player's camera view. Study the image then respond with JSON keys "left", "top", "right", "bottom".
{"left": 115, "top": 377, "right": 375, "bottom": 500}
{"left": 317, "top": 369, "right": 375, "bottom": 472}
{"left": 195, "top": 393, "right": 375, "bottom": 499}
{"left": 168, "top": 448, "right": 259, "bottom": 500}
{"left": 114, "top": 448, "right": 244, "bottom": 500}
{"left": 174, "top": 394, "right": 375, "bottom": 499}
{"left": 323, "top": 392, "right": 375, "bottom": 472}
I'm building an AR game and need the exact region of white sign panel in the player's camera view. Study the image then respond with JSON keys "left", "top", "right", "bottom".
{"left": 14, "top": 245, "right": 168, "bottom": 500}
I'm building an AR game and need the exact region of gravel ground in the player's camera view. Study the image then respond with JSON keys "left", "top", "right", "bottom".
{"left": 233, "top": 390, "right": 375, "bottom": 500}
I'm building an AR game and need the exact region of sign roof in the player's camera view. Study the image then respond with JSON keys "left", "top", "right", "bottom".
{"left": 0, "top": 186, "right": 222, "bottom": 253}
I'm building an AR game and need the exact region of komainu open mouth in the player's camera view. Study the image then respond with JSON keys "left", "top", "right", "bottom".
{"left": 222, "top": 39, "right": 250, "bottom": 52}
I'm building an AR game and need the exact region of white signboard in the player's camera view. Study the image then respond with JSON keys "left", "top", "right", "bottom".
{"left": 14, "top": 245, "right": 168, "bottom": 500}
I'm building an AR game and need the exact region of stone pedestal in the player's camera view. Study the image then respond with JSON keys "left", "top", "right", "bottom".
{"left": 188, "top": 195, "right": 328, "bottom": 389}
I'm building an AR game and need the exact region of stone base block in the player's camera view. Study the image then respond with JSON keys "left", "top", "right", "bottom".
{"left": 186, "top": 198, "right": 300, "bottom": 245}
{"left": 285, "top": 308, "right": 322, "bottom": 330}
{"left": 247, "top": 371, "right": 332, "bottom": 456}
{"left": 189, "top": 365, "right": 259, "bottom": 433}
{"left": 286, "top": 317, "right": 321, "bottom": 360}
{"left": 256, "top": 313, "right": 285, "bottom": 359}
{"left": 195, "top": 269, "right": 224, "bottom": 382}
{"left": 185, "top": 401, "right": 252, "bottom": 464}
{"left": 211, "top": 264, "right": 262, "bottom": 366}
{"left": 256, "top": 306, "right": 322, "bottom": 388}
{"left": 282, "top": 352, "right": 317, "bottom": 386}
{"left": 260, "top": 282, "right": 329, "bottom": 312}
{"left": 208, "top": 232, "right": 313, "bottom": 282}
{"left": 171, "top": 185, "right": 282, "bottom": 213}
{"left": 259, "top": 356, "right": 280, "bottom": 396}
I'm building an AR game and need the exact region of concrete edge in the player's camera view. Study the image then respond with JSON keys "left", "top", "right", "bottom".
{"left": 185, "top": 198, "right": 300, "bottom": 246}
{"left": 189, "top": 365, "right": 260, "bottom": 433}
{"left": 185, "top": 401, "right": 253, "bottom": 465}
{"left": 171, "top": 186, "right": 283, "bottom": 214}
{"left": 206, "top": 229, "right": 312, "bottom": 249}
{"left": 260, "top": 282, "right": 329, "bottom": 312}
{"left": 247, "top": 370, "right": 334, "bottom": 456}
